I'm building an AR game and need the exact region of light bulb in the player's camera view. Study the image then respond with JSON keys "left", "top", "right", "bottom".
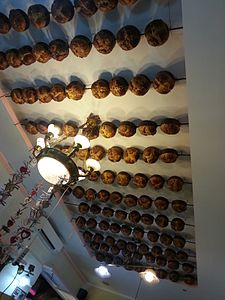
{"left": 140, "top": 270, "right": 159, "bottom": 284}
{"left": 36, "top": 137, "right": 45, "bottom": 149}
{"left": 74, "top": 135, "right": 90, "bottom": 149}
{"left": 19, "top": 275, "right": 30, "bottom": 287}
{"left": 48, "top": 124, "right": 60, "bottom": 138}
{"left": 78, "top": 169, "right": 86, "bottom": 181}
{"left": 85, "top": 159, "right": 101, "bottom": 172}
{"left": 95, "top": 266, "right": 111, "bottom": 279}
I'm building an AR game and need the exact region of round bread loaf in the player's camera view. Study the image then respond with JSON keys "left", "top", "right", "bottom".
{"left": 97, "top": 189, "right": 110, "bottom": 202}
{"left": 32, "top": 42, "right": 51, "bottom": 63}
{"left": 62, "top": 122, "right": 78, "bottom": 136}
{"left": 107, "top": 146, "right": 123, "bottom": 162}
{"left": 75, "top": 0, "right": 98, "bottom": 17}
{"left": 50, "top": 83, "right": 66, "bottom": 102}
{"left": 116, "top": 171, "right": 131, "bottom": 186}
{"left": 176, "top": 250, "right": 188, "bottom": 262}
{"left": 28, "top": 4, "right": 50, "bottom": 29}
{"left": 171, "top": 200, "right": 187, "bottom": 213}
{"left": 75, "top": 149, "right": 89, "bottom": 160}
{"left": 147, "top": 231, "right": 159, "bottom": 243}
{"left": 129, "top": 75, "right": 151, "bottom": 96}
{"left": 75, "top": 216, "right": 86, "bottom": 229}
{"left": 19, "top": 46, "right": 36, "bottom": 65}
{"left": 143, "top": 146, "right": 159, "bottom": 163}
{"left": 37, "top": 121, "right": 48, "bottom": 134}
{"left": 83, "top": 231, "right": 93, "bottom": 242}
{"left": 160, "top": 118, "right": 181, "bottom": 135}
{"left": 0, "top": 52, "right": 9, "bottom": 70}
{"left": 168, "top": 259, "right": 179, "bottom": 270}
{"left": 110, "top": 191, "right": 123, "bottom": 205}
{"left": 51, "top": 0, "right": 74, "bottom": 23}
{"left": 154, "top": 196, "right": 169, "bottom": 210}
{"left": 121, "top": 224, "right": 132, "bottom": 236}
{"left": 66, "top": 81, "right": 85, "bottom": 100}
{"left": 169, "top": 271, "right": 180, "bottom": 282}
{"left": 183, "top": 275, "right": 196, "bottom": 285}
{"left": 151, "top": 245, "right": 163, "bottom": 257}
{"left": 141, "top": 214, "right": 154, "bottom": 226}
{"left": 91, "top": 79, "right": 110, "bottom": 98}
{"left": 78, "top": 202, "right": 90, "bottom": 214}
{"left": 160, "top": 149, "right": 178, "bottom": 163}
{"left": 9, "top": 9, "right": 29, "bottom": 32}
{"left": 149, "top": 174, "right": 165, "bottom": 189}
{"left": 49, "top": 39, "right": 69, "bottom": 61}
{"left": 160, "top": 233, "right": 172, "bottom": 246}
{"left": 117, "top": 25, "right": 140, "bottom": 51}
{"left": 133, "top": 227, "right": 144, "bottom": 240}
{"left": 145, "top": 19, "right": 169, "bottom": 47}
{"left": 155, "top": 215, "right": 169, "bottom": 228}
{"left": 73, "top": 186, "right": 85, "bottom": 198}
{"left": 133, "top": 173, "right": 148, "bottom": 188}
{"left": 127, "top": 242, "right": 137, "bottom": 253}
{"left": 124, "top": 147, "right": 140, "bottom": 164}
{"left": 11, "top": 88, "right": 24, "bottom": 104}
{"left": 118, "top": 121, "right": 136, "bottom": 137}
{"left": 87, "top": 171, "right": 99, "bottom": 181}
{"left": 138, "top": 120, "right": 157, "bottom": 136}
{"left": 100, "top": 121, "right": 117, "bottom": 138}
{"left": 105, "top": 236, "right": 115, "bottom": 246}
{"left": 0, "top": 13, "right": 11, "bottom": 34}
{"left": 153, "top": 71, "right": 175, "bottom": 94}
{"left": 100, "top": 243, "right": 109, "bottom": 253}
{"left": 167, "top": 176, "right": 184, "bottom": 192}
{"left": 93, "top": 29, "right": 116, "bottom": 54}
{"left": 90, "top": 204, "right": 101, "bottom": 215}
{"left": 6, "top": 49, "right": 22, "bottom": 68}
{"left": 95, "top": 252, "right": 105, "bottom": 262}
{"left": 110, "top": 223, "right": 121, "bottom": 234}
{"left": 115, "top": 210, "right": 127, "bottom": 221}
{"left": 85, "top": 188, "right": 96, "bottom": 201}
{"left": 173, "top": 235, "right": 186, "bottom": 249}
{"left": 101, "top": 170, "right": 115, "bottom": 184}
{"left": 145, "top": 252, "right": 155, "bottom": 264}
{"left": 25, "top": 121, "right": 38, "bottom": 135}
{"left": 156, "top": 269, "right": 168, "bottom": 279}
{"left": 156, "top": 256, "right": 167, "bottom": 267}
{"left": 129, "top": 210, "right": 141, "bottom": 224}
{"left": 22, "top": 88, "right": 38, "bottom": 104}
{"left": 113, "top": 256, "right": 123, "bottom": 266}
{"left": 93, "top": 233, "right": 104, "bottom": 243}
{"left": 90, "top": 145, "right": 105, "bottom": 161}
{"left": 102, "top": 207, "right": 114, "bottom": 218}
{"left": 37, "top": 86, "right": 52, "bottom": 103}
{"left": 94, "top": 0, "right": 118, "bottom": 12}
{"left": 70, "top": 35, "right": 92, "bottom": 58}
{"left": 117, "top": 239, "right": 127, "bottom": 250}
{"left": 171, "top": 218, "right": 185, "bottom": 232}
{"left": 138, "top": 195, "right": 152, "bottom": 209}
{"left": 164, "top": 248, "right": 176, "bottom": 259}
{"left": 124, "top": 194, "right": 137, "bottom": 207}
{"left": 138, "top": 243, "right": 149, "bottom": 255}
{"left": 109, "top": 76, "right": 128, "bottom": 96}
{"left": 111, "top": 245, "right": 120, "bottom": 256}
{"left": 86, "top": 218, "right": 97, "bottom": 229}
{"left": 182, "top": 263, "right": 194, "bottom": 274}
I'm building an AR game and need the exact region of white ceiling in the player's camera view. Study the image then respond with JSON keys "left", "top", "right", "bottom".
{"left": 2, "top": 0, "right": 225, "bottom": 299}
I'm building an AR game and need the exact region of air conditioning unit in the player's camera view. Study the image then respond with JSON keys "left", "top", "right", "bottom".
{"left": 38, "top": 217, "right": 64, "bottom": 253}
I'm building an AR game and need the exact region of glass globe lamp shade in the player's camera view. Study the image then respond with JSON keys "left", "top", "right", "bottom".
{"left": 36, "top": 137, "right": 45, "bottom": 149}
{"left": 37, "top": 148, "right": 79, "bottom": 185}
{"left": 78, "top": 169, "right": 86, "bottom": 181}
{"left": 19, "top": 275, "right": 30, "bottom": 287}
{"left": 48, "top": 124, "right": 61, "bottom": 138}
{"left": 94, "top": 266, "right": 111, "bottom": 279}
{"left": 74, "top": 135, "right": 90, "bottom": 149}
{"left": 85, "top": 159, "right": 101, "bottom": 172}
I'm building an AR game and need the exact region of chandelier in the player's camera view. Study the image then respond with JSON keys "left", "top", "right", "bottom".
{"left": 32, "top": 115, "right": 101, "bottom": 186}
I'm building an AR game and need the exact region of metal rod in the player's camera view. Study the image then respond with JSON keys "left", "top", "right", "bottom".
{"left": 134, "top": 277, "right": 142, "bottom": 300}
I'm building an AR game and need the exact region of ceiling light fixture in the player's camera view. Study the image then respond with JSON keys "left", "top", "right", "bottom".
{"left": 94, "top": 266, "right": 111, "bottom": 279}
{"left": 140, "top": 269, "right": 159, "bottom": 284}
{"left": 33, "top": 115, "right": 101, "bottom": 186}
{"left": 18, "top": 274, "right": 31, "bottom": 287}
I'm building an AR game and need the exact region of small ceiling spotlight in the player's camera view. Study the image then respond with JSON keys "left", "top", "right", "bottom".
{"left": 94, "top": 266, "right": 111, "bottom": 279}
{"left": 140, "top": 269, "right": 159, "bottom": 284}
